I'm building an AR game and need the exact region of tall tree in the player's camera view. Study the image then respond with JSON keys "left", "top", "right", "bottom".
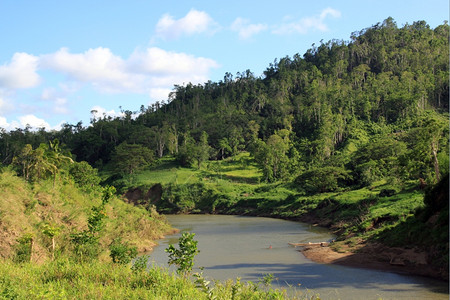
{"left": 110, "top": 142, "right": 154, "bottom": 175}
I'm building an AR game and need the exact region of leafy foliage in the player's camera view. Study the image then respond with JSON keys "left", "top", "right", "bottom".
{"left": 69, "top": 161, "right": 101, "bottom": 191}
{"left": 165, "top": 232, "right": 199, "bottom": 275}
{"left": 109, "top": 237, "right": 138, "bottom": 264}
{"left": 296, "top": 166, "right": 352, "bottom": 194}
{"left": 13, "top": 233, "right": 33, "bottom": 263}
{"left": 0, "top": 19, "right": 447, "bottom": 190}
{"left": 111, "top": 142, "right": 154, "bottom": 175}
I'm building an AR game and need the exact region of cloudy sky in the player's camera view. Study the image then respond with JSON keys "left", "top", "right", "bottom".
{"left": 0, "top": 0, "right": 448, "bottom": 130}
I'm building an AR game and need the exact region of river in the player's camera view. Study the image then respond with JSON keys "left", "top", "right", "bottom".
{"left": 147, "top": 214, "right": 448, "bottom": 299}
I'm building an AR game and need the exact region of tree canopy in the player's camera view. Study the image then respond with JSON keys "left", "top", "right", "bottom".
{"left": 0, "top": 18, "right": 448, "bottom": 189}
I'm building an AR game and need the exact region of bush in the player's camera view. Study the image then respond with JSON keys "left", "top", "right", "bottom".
{"left": 14, "top": 233, "right": 33, "bottom": 263}
{"left": 296, "top": 166, "right": 352, "bottom": 194}
{"left": 378, "top": 189, "right": 397, "bottom": 197}
{"left": 109, "top": 238, "right": 137, "bottom": 264}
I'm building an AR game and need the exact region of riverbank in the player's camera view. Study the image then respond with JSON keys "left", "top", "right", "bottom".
{"left": 120, "top": 154, "right": 448, "bottom": 282}
{"left": 299, "top": 241, "right": 449, "bottom": 281}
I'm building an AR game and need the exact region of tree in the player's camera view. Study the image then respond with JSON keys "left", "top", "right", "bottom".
{"left": 151, "top": 125, "right": 169, "bottom": 158}
{"left": 194, "top": 131, "right": 211, "bottom": 169}
{"left": 403, "top": 113, "right": 448, "bottom": 183}
{"left": 252, "top": 131, "right": 290, "bottom": 182}
{"left": 352, "top": 136, "right": 407, "bottom": 186}
{"left": 41, "top": 223, "right": 61, "bottom": 260}
{"left": 69, "top": 161, "right": 101, "bottom": 191}
{"left": 296, "top": 166, "right": 352, "bottom": 194}
{"left": 110, "top": 142, "right": 154, "bottom": 175}
{"left": 165, "top": 232, "right": 199, "bottom": 275}
{"left": 12, "top": 143, "right": 62, "bottom": 183}
{"left": 166, "top": 123, "right": 179, "bottom": 155}
{"left": 176, "top": 132, "right": 196, "bottom": 167}
{"left": 266, "top": 133, "right": 289, "bottom": 179}
{"left": 218, "top": 138, "right": 232, "bottom": 160}
{"left": 109, "top": 237, "right": 138, "bottom": 264}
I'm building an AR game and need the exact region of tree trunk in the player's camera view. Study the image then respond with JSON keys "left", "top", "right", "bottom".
{"left": 52, "top": 237, "right": 55, "bottom": 260}
{"left": 29, "top": 238, "right": 33, "bottom": 262}
{"left": 431, "top": 140, "right": 440, "bottom": 182}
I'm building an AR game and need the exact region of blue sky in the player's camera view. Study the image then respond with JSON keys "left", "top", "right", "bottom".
{"left": 0, "top": 0, "right": 448, "bottom": 130}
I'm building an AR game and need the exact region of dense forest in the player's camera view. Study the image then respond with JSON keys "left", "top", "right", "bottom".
{"left": 1, "top": 18, "right": 448, "bottom": 191}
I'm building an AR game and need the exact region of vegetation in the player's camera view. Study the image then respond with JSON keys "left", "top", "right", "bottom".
{"left": 1, "top": 259, "right": 315, "bottom": 299}
{"left": 166, "top": 232, "right": 200, "bottom": 275}
{"left": 1, "top": 19, "right": 446, "bottom": 190}
{"left": 0, "top": 17, "right": 448, "bottom": 297}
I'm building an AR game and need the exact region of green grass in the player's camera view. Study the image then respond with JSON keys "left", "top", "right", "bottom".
{"left": 0, "top": 259, "right": 316, "bottom": 299}
{"left": 126, "top": 153, "right": 427, "bottom": 223}
{"left": 0, "top": 169, "right": 172, "bottom": 261}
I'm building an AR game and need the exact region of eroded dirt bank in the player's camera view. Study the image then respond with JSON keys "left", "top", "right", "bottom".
{"left": 299, "top": 242, "right": 448, "bottom": 281}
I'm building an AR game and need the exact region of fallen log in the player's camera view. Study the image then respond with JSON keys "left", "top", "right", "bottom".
{"left": 289, "top": 242, "right": 330, "bottom": 247}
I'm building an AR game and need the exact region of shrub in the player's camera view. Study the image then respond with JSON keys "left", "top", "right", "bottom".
{"left": 109, "top": 238, "right": 137, "bottom": 264}
{"left": 14, "top": 233, "right": 33, "bottom": 263}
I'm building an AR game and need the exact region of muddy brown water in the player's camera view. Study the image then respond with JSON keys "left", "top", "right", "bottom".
{"left": 147, "top": 215, "right": 448, "bottom": 300}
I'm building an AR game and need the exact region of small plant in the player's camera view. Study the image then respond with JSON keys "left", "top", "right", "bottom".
{"left": 231, "top": 278, "right": 242, "bottom": 300}
{"left": 70, "top": 231, "right": 100, "bottom": 262}
{"left": 70, "top": 185, "right": 115, "bottom": 261}
{"left": 131, "top": 255, "right": 149, "bottom": 273}
{"left": 193, "top": 267, "right": 216, "bottom": 299}
{"left": 41, "top": 223, "right": 61, "bottom": 260}
{"left": 109, "top": 237, "right": 137, "bottom": 264}
{"left": 165, "top": 232, "right": 199, "bottom": 275}
{"left": 14, "top": 233, "right": 33, "bottom": 263}
{"left": 259, "top": 273, "right": 275, "bottom": 287}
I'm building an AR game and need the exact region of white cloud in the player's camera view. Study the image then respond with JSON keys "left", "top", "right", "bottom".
{"left": 129, "top": 47, "right": 219, "bottom": 76}
{"left": 1, "top": 45, "right": 219, "bottom": 129}
{"left": 40, "top": 47, "right": 140, "bottom": 93}
{"left": 90, "top": 105, "right": 124, "bottom": 121}
{"left": 53, "top": 98, "right": 69, "bottom": 114}
{"left": 40, "top": 47, "right": 219, "bottom": 99}
{"left": 149, "top": 88, "right": 173, "bottom": 101}
{"left": 0, "top": 116, "right": 9, "bottom": 129}
{"left": 0, "top": 115, "right": 64, "bottom": 131}
{"left": 231, "top": 18, "right": 268, "bottom": 40}
{"left": 18, "top": 114, "right": 51, "bottom": 129}
{"left": 0, "top": 52, "right": 41, "bottom": 89}
{"left": 273, "top": 7, "right": 341, "bottom": 35}
{"left": 155, "top": 9, "right": 218, "bottom": 40}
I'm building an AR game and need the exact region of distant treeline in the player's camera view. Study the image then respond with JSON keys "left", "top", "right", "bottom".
{"left": 1, "top": 18, "right": 448, "bottom": 191}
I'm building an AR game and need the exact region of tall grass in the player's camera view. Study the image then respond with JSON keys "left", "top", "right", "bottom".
{"left": 0, "top": 259, "right": 316, "bottom": 299}
{"left": 0, "top": 168, "right": 171, "bottom": 262}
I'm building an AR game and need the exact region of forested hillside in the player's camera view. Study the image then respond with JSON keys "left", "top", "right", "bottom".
{"left": 1, "top": 18, "right": 448, "bottom": 191}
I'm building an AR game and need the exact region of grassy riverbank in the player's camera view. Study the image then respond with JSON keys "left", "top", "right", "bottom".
{"left": 0, "top": 169, "right": 171, "bottom": 262}
{"left": 1, "top": 259, "right": 310, "bottom": 299}
{"left": 116, "top": 152, "right": 449, "bottom": 280}
{"left": 0, "top": 168, "right": 317, "bottom": 299}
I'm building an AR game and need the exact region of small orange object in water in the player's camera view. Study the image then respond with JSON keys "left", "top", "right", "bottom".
{"left": 269, "top": 245, "right": 272, "bottom": 249}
